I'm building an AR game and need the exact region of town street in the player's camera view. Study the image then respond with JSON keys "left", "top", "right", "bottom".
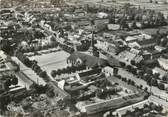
{"left": 118, "top": 68, "right": 168, "bottom": 100}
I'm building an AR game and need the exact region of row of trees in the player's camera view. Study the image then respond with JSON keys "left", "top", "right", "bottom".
{"left": 121, "top": 60, "right": 168, "bottom": 90}
{"left": 136, "top": 66, "right": 166, "bottom": 90}
{"left": 51, "top": 64, "right": 86, "bottom": 77}
{"left": 120, "top": 60, "right": 166, "bottom": 90}
{"left": 59, "top": 43, "right": 74, "bottom": 54}
{"left": 116, "top": 74, "right": 136, "bottom": 87}
{"left": 122, "top": 102, "right": 163, "bottom": 117}
{"left": 15, "top": 51, "right": 50, "bottom": 82}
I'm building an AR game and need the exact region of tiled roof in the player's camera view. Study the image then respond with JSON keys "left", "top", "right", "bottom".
{"left": 137, "top": 39, "right": 156, "bottom": 46}
{"left": 78, "top": 68, "right": 102, "bottom": 78}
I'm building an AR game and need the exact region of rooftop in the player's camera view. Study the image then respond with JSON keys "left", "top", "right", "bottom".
{"left": 137, "top": 39, "right": 156, "bottom": 46}
{"left": 67, "top": 52, "right": 108, "bottom": 68}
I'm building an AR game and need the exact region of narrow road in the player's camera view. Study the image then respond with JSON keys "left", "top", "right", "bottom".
{"left": 11, "top": 57, "right": 47, "bottom": 86}
{"left": 15, "top": 72, "right": 33, "bottom": 89}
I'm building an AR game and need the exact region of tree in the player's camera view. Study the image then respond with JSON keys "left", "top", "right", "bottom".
{"left": 96, "top": 89, "right": 102, "bottom": 98}
{"left": 150, "top": 103, "right": 158, "bottom": 110}
{"left": 131, "top": 67, "right": 137, "bottom": 75}
{"left": 34, "top": 65, "right": 40, "bottom": 72}
{"left": 155, "top": 105, "right": 163, "bottom": 112}
{"left": 127, "top": 79, "right": 132, "bottom": 85}
{"left": 158, "top": 83, "right": 165, "bottom": 90}
{"left": 139, "top": 85, "right": 143, "bottom": 89}
{"left": 39, "top": 71, "right": 47, "bottom": 78}
{"left": 143, "top": 107, "right": 150, "bottom": 113}
{"left": 4, "top": 79, "right": 11, "bottom": 90}
{"left": 162, "top": 75, "right": 168, "bottom": 83}
{"left": 113, "top": 68, "right": 119, "bottom": 75}
{"left": 153, "top": 73, "right": 160, "bottom": 79}
{"left": 130, "top": 81, "right": 135, "bottom": 86}
{"left": 130, "top": 60, "right": 136, "bottom": 66}
{"left": 126, "top": 65, "right": 132, "bottom": 72}
{"left": 46, "top": 89, "right": 55, "bottom": 98}
{"left": 120, "top": 62, "right": 126, "bottom": 67}
{"left": 137, "top": 70, "right": 144, "bottom": 77}
{"left": 145, "top": 68, "right": 153, "bottom": 75}
{"left": 125, "top": 110, "right": 133, "bottom": 117}
{"left": 143, "top": 103, "right": 149, "bottom": 108}
{"left": 160, "top": 37, "right": 168, "bottom": 47}
{"left": 134, "top": 111, "right": 142, "bottom": 117}
{"left": 151, "top": 79, "right": 158, "bottom": 86}
{"left": 36, "top": 68, "right": 43, "bottom": 75}
{"left": 51, "top": 70, "right": 57, "bottom": 78}
{"left": 146, "top": 77, "right": 152, "bottom": 86}
{"left": 57, "top": 69, "right": 62, "bottom": 75}
{"left": 11, "top": 77, "right": 18, "bottom": 85}
{"left": 31, "top": 60, "right": 38, "bottom": 69}
{"left": 144, "top": 87, "right": 148, "bottom": 92}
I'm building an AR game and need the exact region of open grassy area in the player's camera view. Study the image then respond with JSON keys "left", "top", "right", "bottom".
{"left": 29, "top": 50, "right": 70, "bottom": 77}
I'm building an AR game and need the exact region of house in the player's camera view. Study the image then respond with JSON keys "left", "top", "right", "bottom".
{"left": 96, "top": 38, "right": 109, "bottom": 51}
{"left": 136, "top": 39, "right": 156, "bottom": 49}
{"left": 0, "top": 51, "right": 17, "bottom": 75}
{"left": 151, "top": 50, "right": 163, "bottom": 59}
{"left": 140, "top": 33, "right": 152, "bottom": 39}
{"left": 119, "top": 50, "right": 137, "bottom": 63}
{"left": 77, "top": 20, "right": 90, "bottom": 27}
{"left": 152, "top": 67, "right": 167, "bottom": 78}
{"left": 126, "top": 33, "right": 152, "bottom": 44}
{"left": 130, "top": 48, "right": 141, "bottom": 54}
{"left": 103, "top": 33, "right": 116, "bottom": 39}
{"left": 64, "top": 69, "right": 103, "bottom": 92}
{"left": 97, "top": 12, "right": 108, "bottom": 19}
{"left": 128, "top": 42, "right": 141, "bottom": 49}
{"left": 102, "top": 66, "right": 114, "bottom": 77}
{"left": 125, "top": 36, "right": 138, "bottom": 43}
{"left": 78, "top": 68, "right": 102, "bottom": 82}
{"left": 94, "top": 23, "right": 107, "bottom": 32}
{"left": 107, "top": 44, "right": 118, "bottom": 54}
{"left": 74, "top": 9, "right": 86, "bottom": 16}
{"left": 94, "top": 18, "right": 109, "bottom": 25}
{"left": 158, "top": 57, "right": 168, "bottom": 70}
{"left": 154, "top": 46, "right": 166, "bottom": 52}
{"left": 107, "top": 24, "right": 120, "bottom": 31}
{"left": 132, "top": 55, "right": 143, "bottom": 64}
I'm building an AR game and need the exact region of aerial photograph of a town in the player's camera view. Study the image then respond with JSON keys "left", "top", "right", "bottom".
{"left": 0, "top": 0, "right": 168, "bottom": 117}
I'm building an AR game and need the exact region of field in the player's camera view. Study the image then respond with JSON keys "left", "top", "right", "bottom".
{"left": 29, "top": 50, "right": 70, "bottom": 77}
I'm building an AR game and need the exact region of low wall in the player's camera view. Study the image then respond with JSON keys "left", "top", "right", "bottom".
{"left": 81, "top": 92, "right": 146, "bottom": 114}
